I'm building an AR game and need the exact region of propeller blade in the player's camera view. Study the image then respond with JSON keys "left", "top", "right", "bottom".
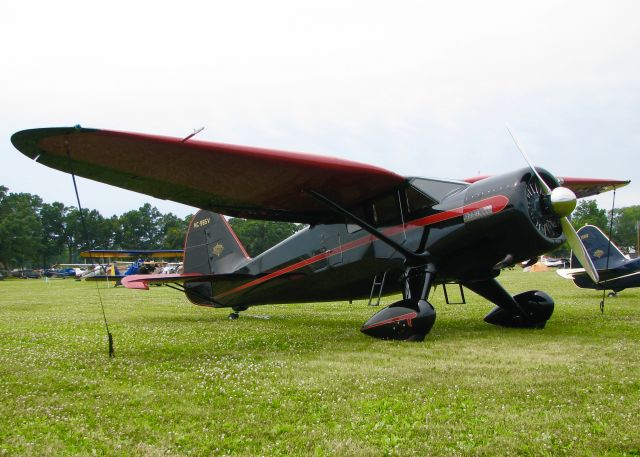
{"left": 560, "top": 217, "right": 599, "bottom": 284}
{"left": 506, "top": 126, "right": 598, "bottom": 283}
{"left": 506, "top": 125, "right": 552, "bottom": 194}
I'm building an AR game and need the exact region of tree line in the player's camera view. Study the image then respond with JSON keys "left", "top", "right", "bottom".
{"left": 0, "top": 185, "right": 301, "bottom": 270}
{"left": 1, "top": 184, "right": 636, "bottom": 269}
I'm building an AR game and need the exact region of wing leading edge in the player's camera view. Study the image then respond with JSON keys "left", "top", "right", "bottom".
{"left": 464, "top": 175, "right": 629, "bottom": 198}
{"left": 80, "top": 249, "right": 184, "bottom": 259}
{"left": 11, "top": 127, "right": 406, "bottom": 224}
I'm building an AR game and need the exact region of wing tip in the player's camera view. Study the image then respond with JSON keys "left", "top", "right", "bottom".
{"left": 121, "top": 275, "right": 150, "bottom": 290}
{"left": 11, "top": 126, "right": 100, "bottom": 158}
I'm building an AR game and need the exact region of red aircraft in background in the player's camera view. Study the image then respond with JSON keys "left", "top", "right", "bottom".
{"left": 11, "top": 126, "right": 629, "bottom": 341}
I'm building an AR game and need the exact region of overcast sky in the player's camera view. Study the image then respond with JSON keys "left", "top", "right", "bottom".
{"left": 1, "top": 0, "right": 638, "bottom": 218}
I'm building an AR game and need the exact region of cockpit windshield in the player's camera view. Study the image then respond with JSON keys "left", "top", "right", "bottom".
{"left": 409, "top": 178, "right": 468, "bottom": 203}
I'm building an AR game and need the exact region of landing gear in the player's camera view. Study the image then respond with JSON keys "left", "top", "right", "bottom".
{"left": 361, "top": 266, "right": 437, "bottom": 341}
{"left": 227, "top": 305, "right": 248, "bottom": 320}
{"left": 464, "top": 278, "right": 554, "bottom": 329}
{"left": 484, "top": 290, "right": 554, "bottom": 328}
{"left": 608, "top": 291, "right": 618, "bottom": 298}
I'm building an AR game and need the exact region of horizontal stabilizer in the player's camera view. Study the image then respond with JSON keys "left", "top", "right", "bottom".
{"left": 556, "top": 268, "right": 585, "bottom": 280}
{"left": 122, "top": 273, "right": 214, "bottom": 290}
{"left": 122, "top": 272, "right": 255, "bottom": 291}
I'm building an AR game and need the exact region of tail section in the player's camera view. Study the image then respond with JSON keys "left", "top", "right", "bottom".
{"left": 183, "top": 210, "right": 251, "bottom": 305}
{"left": 571, "top": 225, "right": 627, "bottom": 270}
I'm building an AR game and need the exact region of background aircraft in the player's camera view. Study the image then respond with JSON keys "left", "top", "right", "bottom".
{"left": 11, "top": 126, "right": 629, "bottom": 340}
{"left": 79, "top": 249, "right": 183, "bottom": 284}
{"left": 43, "top": 267, "right": 77, "bottom": 278}
{"left": 557, "top": 225, "right": 640, "bottom": 296}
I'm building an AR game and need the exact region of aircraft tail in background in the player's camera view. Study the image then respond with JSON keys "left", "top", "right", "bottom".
{"left": 570, "top": 225, "right": 627, "bottom": 270}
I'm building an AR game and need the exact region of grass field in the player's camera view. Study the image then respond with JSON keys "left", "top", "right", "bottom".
{"left": 0, "top": 270, "right": 639, "bottom": 456}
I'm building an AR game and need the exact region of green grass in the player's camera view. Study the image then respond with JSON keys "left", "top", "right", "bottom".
{"left": 0, "top": 271, "right": 639, "bottom": 456}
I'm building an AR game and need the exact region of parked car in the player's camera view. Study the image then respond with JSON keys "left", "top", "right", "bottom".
{"left": 10, "top": 269, "right": 42, "bottom": 279}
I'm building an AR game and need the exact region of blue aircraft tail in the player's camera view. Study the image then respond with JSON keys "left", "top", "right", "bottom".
{"left": 571, "top": 225, "right": 627, "bottom": 270}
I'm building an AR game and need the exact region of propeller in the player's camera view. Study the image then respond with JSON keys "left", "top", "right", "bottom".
{"left": 506, "top": 126, "right": 600, "bottom": 284}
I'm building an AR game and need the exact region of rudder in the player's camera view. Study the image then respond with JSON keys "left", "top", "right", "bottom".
{"left": 572, "top": 225, "right": 626, "bottom": 270}
{"left": 183, "top": 210, "right": 250, "bottom": 305}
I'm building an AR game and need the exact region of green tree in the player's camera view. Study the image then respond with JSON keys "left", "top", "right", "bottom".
{"left": 39, "top": 202, "right": 68, "bottom": 267}
{"left": 159, "top": 213, "right": 190, "bottom": 249}
{"left": 115, "top": 203, "right": 164, "bottom": 249}
{"left": 64, "top": 207, "right": 115, "bottom": 262}
{"left": 0, "top": 192, "right": 43, "bottom": 268}
{"left": 612, "top": 205, "right": 640, "bottom": 252}
{"left": 571, "top": 200, "right": 608, "bottom": 232}
{"left": 228, "top": 218, "right": 301, "bottom": 257}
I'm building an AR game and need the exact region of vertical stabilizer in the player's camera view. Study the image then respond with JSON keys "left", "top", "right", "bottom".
{"left": 183, "top": 210, "right": 250, "bottom": 306}
{"left": 184, "top": 210, "right": 250, "bottom": 275}
{"left": 572, "top": 225, "right": 626, "bottom": 270}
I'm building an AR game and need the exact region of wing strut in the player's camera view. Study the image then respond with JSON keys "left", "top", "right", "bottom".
{"left": 600, "top": 186, "right": 618, "bottom": 313}
{"left": 306, "top": 189, "right": 430, "bottom": 266}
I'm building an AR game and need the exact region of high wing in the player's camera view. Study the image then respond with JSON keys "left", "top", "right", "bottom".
{"left": 555, "top": 177, "right": 630, "bottom": 199}
{"left": 80, "top": 249, "right": 184, "bottom": 259}
{"left": 11, "top": 127, "right": 406, "bottom": 224}
{"left": 464, "top": 175, "right": 629, "bottom": 198}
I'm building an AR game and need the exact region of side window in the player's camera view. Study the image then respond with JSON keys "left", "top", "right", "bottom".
{"left": 405, "top": 186, "right": 436, "bottom": 214}
{"left": 372, "top": 192, "right": 401, "bottom": 226}
{"left": 345, "top": 203, "right": 372, "bottom": 233}
{"left": 345, "top": 190, "right": 404, "bottom": 230}
{"left": 406, "top": 178, "right": 468, "bottom": 215}
{"left": 410, "top": 178, "right": 467, "bottom": 202}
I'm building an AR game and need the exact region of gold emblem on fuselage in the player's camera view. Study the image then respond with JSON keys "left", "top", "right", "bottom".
{"left": 593, "top": 249, "right": 605, "bottom": 258}
{"left": 212, "top": 243, "right": 225, "bottom": 257}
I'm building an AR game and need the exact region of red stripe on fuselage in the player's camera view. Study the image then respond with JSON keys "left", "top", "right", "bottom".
{"left": 213, "top": 195, "right": 509, "bottom": 300}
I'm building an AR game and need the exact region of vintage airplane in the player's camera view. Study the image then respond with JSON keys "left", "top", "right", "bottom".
{"left": 79, "top": 249, "right": 183, "bottom": 284}
{"left": 557, "top": 225, "right": 640, "bottom": 296}
{"left": 10, "top": 126, "right": 630, "bottom": 340}
{"left": 80, "top": 249, "right": 184, "bottom": 261}
{"left": 44, "top": 266, "right": 78, "bottom": 278}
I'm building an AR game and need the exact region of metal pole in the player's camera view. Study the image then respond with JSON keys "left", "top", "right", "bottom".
{"left": 636, "top": 220, "right": 639, "bottom": 258}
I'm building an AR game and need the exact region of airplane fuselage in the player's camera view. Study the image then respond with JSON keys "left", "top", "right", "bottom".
{"left": 573, "top": 257, "right": 640, "bottom": 292}
{"left": 208, "top": 168, "right": 563, "bottom": 308}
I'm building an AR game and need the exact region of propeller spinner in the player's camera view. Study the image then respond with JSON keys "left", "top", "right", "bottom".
{"left": 507, "top": 126, "right": 599, "bottom": 284}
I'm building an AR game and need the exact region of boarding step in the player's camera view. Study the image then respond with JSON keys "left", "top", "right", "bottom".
{"left": 442, "top": 282, "right": 466, "bottom": 305}
{"left": 368, "top": 271, "right": 388, "bottom": 306}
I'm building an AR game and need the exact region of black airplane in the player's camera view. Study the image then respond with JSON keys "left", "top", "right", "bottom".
{"left": 10, "top": 126, "right": 629, "bottom": 341}
{"left": 557, "top": 224, "right": 640, "bottom": 296}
